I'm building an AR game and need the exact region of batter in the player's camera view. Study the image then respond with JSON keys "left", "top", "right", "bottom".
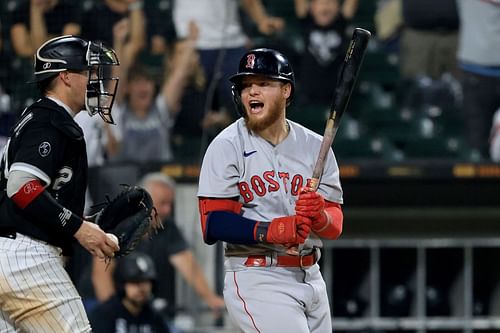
{"left": 198, "top": 48, "right": 344, "bottom": 332}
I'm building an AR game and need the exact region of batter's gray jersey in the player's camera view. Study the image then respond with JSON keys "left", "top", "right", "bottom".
{"left": 198, "top": 118, "right": 343, "bottom": 256}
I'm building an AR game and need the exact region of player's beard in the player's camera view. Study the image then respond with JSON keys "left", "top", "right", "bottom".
{"left": 244, "top": 98, "right": 285, "bottom": 132}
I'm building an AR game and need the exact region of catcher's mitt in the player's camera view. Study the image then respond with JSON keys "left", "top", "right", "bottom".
{"left": 94, "top": 186, "right": 162, "bottom": 258}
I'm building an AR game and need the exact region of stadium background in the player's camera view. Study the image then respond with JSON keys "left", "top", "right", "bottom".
{"left": 0, "top": 1, "right": 500, "bottom": 332}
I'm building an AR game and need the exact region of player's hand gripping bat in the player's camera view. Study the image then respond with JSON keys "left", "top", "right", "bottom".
{"left": 287, "top": 28, "right": 371, "bottom": 256}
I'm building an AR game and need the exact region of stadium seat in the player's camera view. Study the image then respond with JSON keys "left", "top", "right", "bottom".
{"left": 333, "top": 134, "right": 402, "bottom": 161}
{"left": 287, "top": 105, "right": 330, "bottom": 135}
{"left": 403, "top": 136, "right": 469, "bottom": 159}
{"left": 350, "top": 0, "right": 376, "bottom": 33}
{"left": 172, "top": 136, "right": 205, "bottom": 163}
{"left": 360, "top": 49, "right": 400, "bottom": 86}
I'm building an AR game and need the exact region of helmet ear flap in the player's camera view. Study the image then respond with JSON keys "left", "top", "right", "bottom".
{"left": 231, "top": 83, "right": 245, "bottom": 116}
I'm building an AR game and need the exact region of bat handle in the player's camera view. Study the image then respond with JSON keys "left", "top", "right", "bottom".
{"left": 286, "top": 179, "right": 318, "bottom": 255}
{"left": 305, "top": 178, "right": 320, "bottom": 193}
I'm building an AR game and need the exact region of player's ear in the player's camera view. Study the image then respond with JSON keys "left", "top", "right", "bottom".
{"left": 59, "top": 71, "right": 71, "bottom": 87}
{"left": 282, "top": 82, "right": 292, "bottom": 100}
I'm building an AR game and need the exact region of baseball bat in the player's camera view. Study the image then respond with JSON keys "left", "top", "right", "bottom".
{"left": 308, "top": 27, "right": 371, "bottom": 191}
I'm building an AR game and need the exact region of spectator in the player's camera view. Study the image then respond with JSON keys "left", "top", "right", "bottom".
{"left": 490, "top": 108, "right": 500, "bottom": 162}
{"left": 74, "top": 17, "right": 139, "bottom": 218}
{"left": 89, "top": 252, "right": 172, "bottom": 333}
{"left": 374, "top": 0, "right": 403, "bottom": 53}
{"left": 80, "top": 0, "right": 146, "bottom": 60}
{"left": 399, "top": 0, "right": 459, "bottom": 80}
{"left": 10, "top": 0, "right": 80, "bottom": 58}
{"left": 457, "top": 0, "right": 500, "bottom": 159}
{"left": 144, "top": 2, "right": 177, "bottom": 56}
{"left": 294, "top": 0, "right": 359, "bottom": 107}
{"left": 173, "top": 0, "right": 285, "bottom": 132}
{"left": 74, "top": 112, "right": 120, "bottom": 168}
{"left": 0, "top": 18, "right": 13, "bottom": 151}
{"left": 75, "top": 10, "right": 143, "bottom": 168}
{"left": 92, "top": 172, "right": 225, "bottom": 322}
{"left": 108, "top": 20, "right": 198, "bottom": 163}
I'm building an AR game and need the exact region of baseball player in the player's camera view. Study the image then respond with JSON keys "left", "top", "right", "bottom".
{"left": 89, "top": 252, "right": 171, "bottom": 333}
{"left": 0, "top": 35, "right": 120, "bottom": 332}
{"left": 198, "top": 48, "right": 344, "bottom": 332}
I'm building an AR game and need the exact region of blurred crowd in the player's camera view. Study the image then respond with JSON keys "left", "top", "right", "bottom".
{"left": 0, "top": 0, "right": 499, "bottom": 163}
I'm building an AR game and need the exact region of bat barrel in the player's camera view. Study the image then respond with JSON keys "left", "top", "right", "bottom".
{"left": 310, "top": 28, "right": 371, "bottom": 185}
{"left": 330, "top": 28, "right": 371, "bottom": 123}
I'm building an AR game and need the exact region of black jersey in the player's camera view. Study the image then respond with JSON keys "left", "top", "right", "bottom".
{"left": 0, "top": 97, "right": 87, "bottom": 254}
{"left": 89, "top": 296, "right": 171, "bottom": 333}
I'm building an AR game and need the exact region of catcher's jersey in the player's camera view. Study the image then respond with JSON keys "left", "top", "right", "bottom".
{"left": 198, "top": 118, "right": 343, "bottom": 256}
{"left": 0, "top": 98, "right": 87, "bottom": 253}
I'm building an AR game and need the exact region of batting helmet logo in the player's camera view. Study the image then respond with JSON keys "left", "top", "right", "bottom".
{"left": 42, "top": 62, "right": 51, "bottom": 70}
{"left": 245, "top": 54, "right": 256, "bottom": 69}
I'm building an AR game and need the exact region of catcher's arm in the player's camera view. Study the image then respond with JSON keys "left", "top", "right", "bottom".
{"left": 75, "top": 222, "right": 121, "bottom": 258}
{"left": 6, "top": 170, "right": 118, "bottom": 258}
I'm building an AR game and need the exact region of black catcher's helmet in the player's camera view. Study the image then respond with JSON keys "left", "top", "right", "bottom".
{"left": 229, "top": 48, "right": 295, "bottom": 115}
{"left": 34, "top": 35, "right": 120, "bottom": 123}
{"left": 116, "top": 252, "right": 157, "bottom": 283}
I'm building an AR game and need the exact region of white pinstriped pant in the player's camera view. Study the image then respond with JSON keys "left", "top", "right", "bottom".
{"left": 0, "top": 234, "right": 91, "bottom": 333}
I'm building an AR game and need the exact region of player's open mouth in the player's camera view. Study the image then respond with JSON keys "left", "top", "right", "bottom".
{"left": 249, "top": 101, "right": 264, "bottom": 113}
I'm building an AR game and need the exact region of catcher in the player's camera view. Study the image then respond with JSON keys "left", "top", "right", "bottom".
{"left": 0, "top": 35, "right": 121, "bottom": 332}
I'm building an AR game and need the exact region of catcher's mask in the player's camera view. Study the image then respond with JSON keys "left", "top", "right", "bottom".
{"left": 229, "top": 48, "right": 295, "bottom": 116}
{"left": 34, "top": 35, "right": 120, "bottom": 124}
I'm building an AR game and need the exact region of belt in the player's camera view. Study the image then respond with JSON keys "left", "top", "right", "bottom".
{"left": 244, "top": 251, "right": 318, "bottom": 269}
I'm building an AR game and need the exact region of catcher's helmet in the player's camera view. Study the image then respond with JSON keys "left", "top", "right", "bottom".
{"left": 229, "top": 48, "right": 295, "bottom": 115}
{"left": 116, "top": 252, "right": 157, "bottom": 283}
{"left": 34, "top": 35, "right": 120, "bottom": 123}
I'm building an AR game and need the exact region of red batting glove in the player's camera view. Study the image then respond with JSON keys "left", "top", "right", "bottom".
{"left": 295, "top": 190, "right": 330, "bottom": 232}
{"left": 256, "top": 215, "right": 312, "bottom": 244}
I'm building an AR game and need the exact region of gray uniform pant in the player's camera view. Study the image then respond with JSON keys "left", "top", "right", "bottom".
{"left": 224, "top": 256, "right": 332, "bottom": 333}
